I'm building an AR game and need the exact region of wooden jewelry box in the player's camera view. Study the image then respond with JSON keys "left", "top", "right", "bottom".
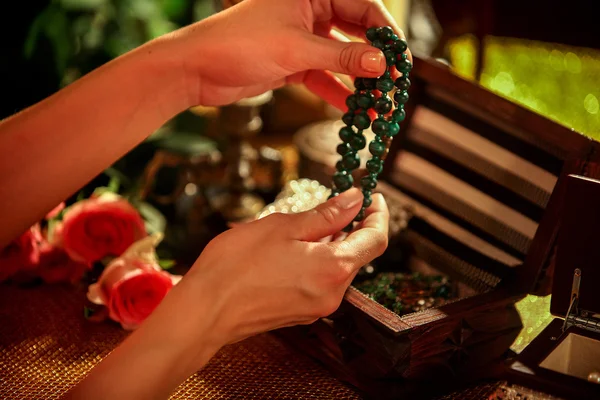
{"left": 278, "top": 56, "right": 598, "bottom": 399}
{"left": 505, "top": 174, "right": 600, "bottom": 400}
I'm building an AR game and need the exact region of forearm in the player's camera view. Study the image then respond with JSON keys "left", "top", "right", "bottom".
{"left": 0, "top": 38, "right": 191, "bottom": 247}
{"left": 65, "top": 276, "right": 223, "bottom": 400}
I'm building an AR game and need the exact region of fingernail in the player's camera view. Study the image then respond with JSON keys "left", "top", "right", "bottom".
{"left": 361, "top": 51, "right": 385, "bottom": 73}
{"left": 335, "top": 188, "right": 363, "bottom": 209}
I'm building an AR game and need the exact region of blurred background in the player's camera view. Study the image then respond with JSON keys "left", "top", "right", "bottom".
{"left": 2, "top": 0, "right": 600, "bottom": 352}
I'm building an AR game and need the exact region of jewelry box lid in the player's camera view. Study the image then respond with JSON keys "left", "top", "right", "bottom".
{"left": 551, "top": 174, "right": 600, "bottom": 319}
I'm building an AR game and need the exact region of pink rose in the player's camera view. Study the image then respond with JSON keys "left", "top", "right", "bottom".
{"left": 60, "top": 194, "right": 146, "bottom": 264}
{"left": 0, "top": 225, "right": 42, "bottom": 282}
{"left": 37, "top": 242, "right": 88, "bottom": 284}
{"left": 87, "top": 234, "right": 181, "bottom": 330}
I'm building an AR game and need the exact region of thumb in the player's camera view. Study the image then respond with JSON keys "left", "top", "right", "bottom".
{"left": 288, "top": 188, "right": 363, "bottom": 241}
{"left": 297, "top": 33, "right": 386, "bottom": 77}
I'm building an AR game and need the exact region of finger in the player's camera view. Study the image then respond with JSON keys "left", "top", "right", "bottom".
{"left": 301, "top": 70, "right": 352, "bottom": 111}
{"left": 329, "top": 0, "right": 413, "bottom": 62}
{"left": 295, "top": 32, "right": 386, "bottom": 78}
{"left": 331, "top": 17, "right": 368, "bottom": 41}
{"left": 287, "top": 187, "right": 363, "bottom": 241}
{"left": 331, "top": 193, "right": 389, "bottom": 269}
{"left": 328, "top": 28, "right": 351, "bottom": 43}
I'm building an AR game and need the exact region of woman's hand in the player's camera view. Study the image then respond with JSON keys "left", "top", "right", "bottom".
{"left": 183, "top": 187, "right": 388, "bottom": 347}
{"left": 158, "top": 0, "right": 411, "bottom": 109}
{"left": 67, "top": 189, "right": 389, "bottom": 399}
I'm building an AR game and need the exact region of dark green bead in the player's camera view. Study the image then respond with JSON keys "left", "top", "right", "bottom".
{"left": 362, "top": 194, "right": 373, "bottom": 208}
{"left": 400, "top": 52, "right": 408, "bottom": 60}
{"left": 394, "top": 90, "right": 409, "bottom": 104}
{"left": 388, "top": 122, "right": 400, "bottom": 137}
{"left": 369, "top": 139, "right": 386, "bottom": 156}
{"left": 342, "top": 223, "right": 354, "bottom": 232}
{"left": 342, "top": 152, "right": 360, "bottom": 169}
{"left": 379, "top": 26, "right": 394, "bottom": 41}
{"left": 392, "top": 108, "right": 406, "bottom": 123}
{"left": 346, "top": 94, "right": 359, "bottom": 110}
{"left": 392, "top": 39, "right": 408, "bottom": 53}
{"left": 391, "top": 33, "right": 399, "bottom": 41}
{"left": 357, "top": 92, "right": 375, "bottom": 109}
{"left": 374, "top": 96, "right": 392, "bottom": 114}
{"left": 371, "top": 118, "right": 389, "bottom": 136}
{"left": 361, "top": 175, "right": 378, "bottom": 190}
{"left": 371, "top": 39, "right": 384, "bottom": 50}
{"left": 366, "top": 27, "right": 379, "bottom": 41}
{"left": 350, "top": 134, "right": 367, "bottom": 150}
{"left": 376, "top": 77, "right": 395, "bottom": 92}
{"left": 354, "top": 208, "right": 366, "bottom": 222}
{"left": 435, "top": 285, "right": 450, "bottom": 299}
{"left": 333, "top": 170, "right": 353, "bottom": 191}
{"left": 366, "top": 158, "right": 383, "bottom": 174}
{"left": 339, "top": 126, "right": 354, "bottom": 142}
{"left": 337, "top": 143, "right": 351, "bottom": 156}
{"left": 342, "top": 112, "right": 355, "bottom": 126}
{"left": 335, "top": 160, "right": 345, "bottom": 171}
{"left": 328, "top": 190, "right": 339, "bottom": 200}
{"left": 363, "top": 78, "right": 377, "bottom": 90}
{"left": 354, "top": 77, "right": 366, "bottom": 91}
{"left": 353, "top": 112, "right": 371, "bottom": 130}
{"left": 384, "top": 50, "right": 396, "bottom": 67}
{"left": 395, "top": 77, "right": 411, "bottom": 91}
{"left": 396, "top": 59, "right": 413, "bottom": 73}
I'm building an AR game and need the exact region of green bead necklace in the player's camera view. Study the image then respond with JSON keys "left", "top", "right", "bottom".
{"left": 330, "top": 26, "right": 412, "bottom": 231}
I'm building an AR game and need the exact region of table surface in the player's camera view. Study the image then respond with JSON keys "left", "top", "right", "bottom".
{"left": 0, "top": 282, "right": 556, "bottom": 399}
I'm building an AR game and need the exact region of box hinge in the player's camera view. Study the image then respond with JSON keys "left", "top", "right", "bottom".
{"left": 563, "top": 268, "right": 600, "bottom": 334}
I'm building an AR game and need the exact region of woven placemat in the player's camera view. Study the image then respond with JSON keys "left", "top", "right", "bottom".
{"left": 0, "top": 284, "right": 360, "bottom": 399}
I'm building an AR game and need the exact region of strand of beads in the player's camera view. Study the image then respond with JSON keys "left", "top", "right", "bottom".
{"left": 330, "top": 26, "right": 412, "bottom": 231}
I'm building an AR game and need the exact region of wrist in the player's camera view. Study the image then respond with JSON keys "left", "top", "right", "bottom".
{"left": 127, "top": 37, "right": 196, "bottom": 117}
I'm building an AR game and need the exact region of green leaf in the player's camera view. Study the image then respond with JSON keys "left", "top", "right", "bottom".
{"left": 43, "top": 7, "right": 73, "bottom": 76}
{"left": 136, "top": 201, "right": 166, "bottom": 235}
{"left": 107, "top": 175, "right": 120, "bottom": 193}
{"left": 60, "top": 0, "right": 107, "bottom": 11}
{"left": 100, "top": 255, "right": 115, "bottom": 267}
{"left": 161, "top": 0, "right": 187, "bottom": 19}
{"left": 104, "top": 167, "right": 131, "bottom": 189}
{"left": 84, "top": 306, "right": 95, "bottom": 319}
{"left": 158, "top": 259, "right": 176, "bottom": 270}
{"left": 76, "top": 190, "right": 86, "bottom": 202}
{"left": 91, "top": 186, "right": 112, "bottom": 197}
{"left": 23, "top": 9, "right": 49, "bottom": 58}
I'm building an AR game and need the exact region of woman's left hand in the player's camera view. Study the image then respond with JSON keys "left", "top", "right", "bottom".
{"left": 155, "top": 0, "right": 411, "bottom": 110}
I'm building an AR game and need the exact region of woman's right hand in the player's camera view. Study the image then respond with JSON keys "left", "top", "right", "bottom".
{"left": 182, "top": 187, "right": 388, "bottom": 348}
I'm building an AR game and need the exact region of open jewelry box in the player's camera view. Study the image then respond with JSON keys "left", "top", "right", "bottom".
{"left": 504, "top": 174, "right": 600, "bottom": 400}
{"left": 277, "top": 56, "right": 599, "bottom": 398}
